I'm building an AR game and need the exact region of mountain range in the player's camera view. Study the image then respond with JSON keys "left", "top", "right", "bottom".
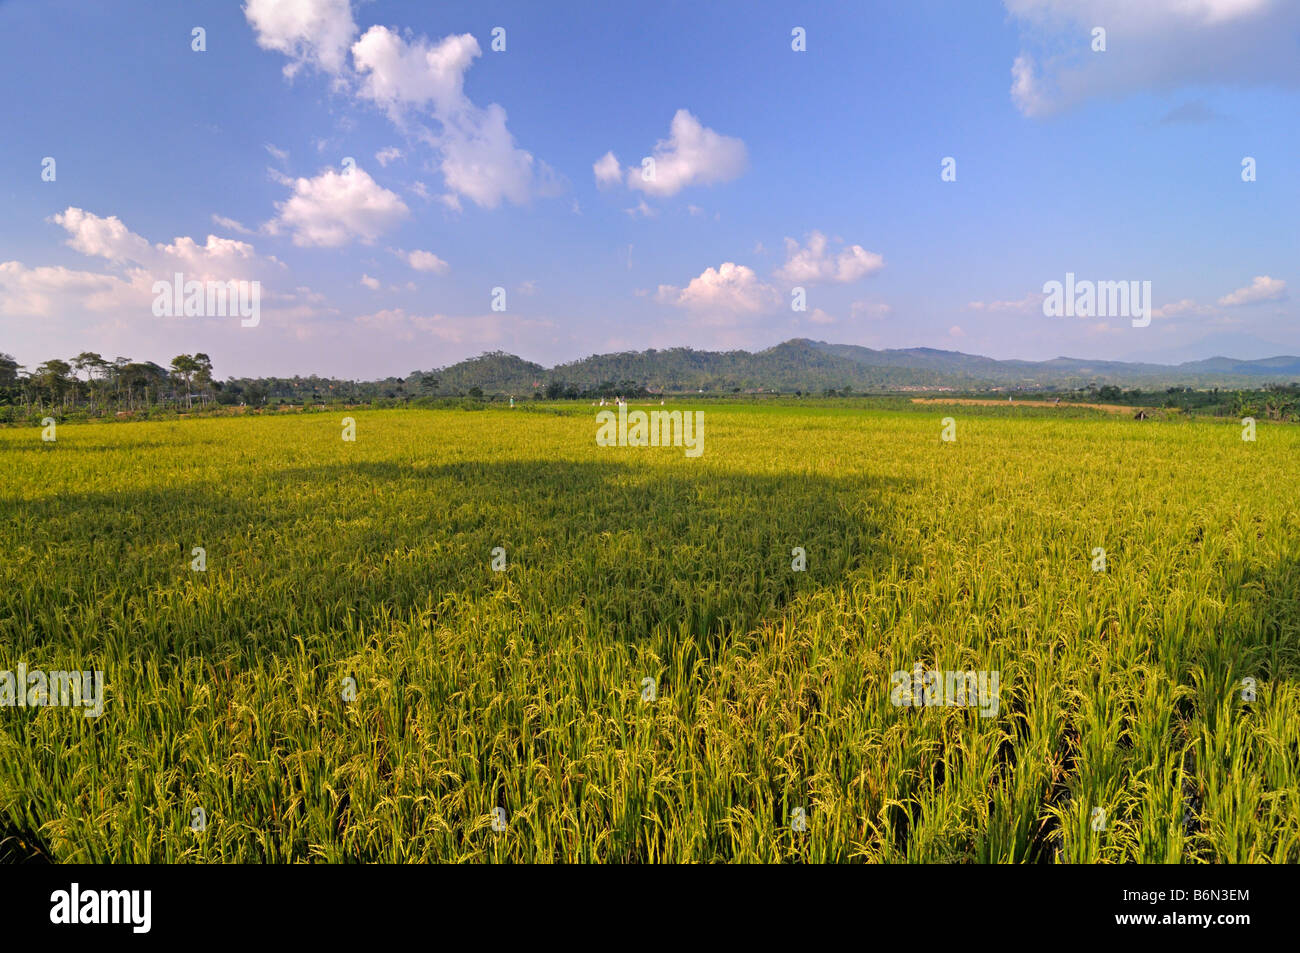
{"left": 421, "top": 340, "right": 1300, "bottom": 394}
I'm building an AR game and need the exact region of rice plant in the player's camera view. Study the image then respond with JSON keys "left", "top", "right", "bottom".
{"left": 1, "top": 403, "right": 1296, "bottom": 862}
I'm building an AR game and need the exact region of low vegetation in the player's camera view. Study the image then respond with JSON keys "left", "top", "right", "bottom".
{"left": 1, "top": 403, "right": 1296, "bottom": 861}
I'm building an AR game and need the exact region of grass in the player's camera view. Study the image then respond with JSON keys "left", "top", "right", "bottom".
{"left": 0, "top": 402, "right": 1297, "bottom": 862}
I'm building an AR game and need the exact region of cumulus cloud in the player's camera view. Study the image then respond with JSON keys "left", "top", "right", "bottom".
{"left": 375, "top": 146, "right": 404, "bottom": 167}
{"left": 1218, "top": 275, "right": 1287, "bottom": 306}
{"left": 360, "top": 273, "right": 381, "bottom": 290}
{"left": 351, "top": 27, "right": 479, "bottom": 119}
{"left": 1, "top": 208, "right": 303, "bottom": 329}
{"left": 608, "top": 110, "right": 746, "bottom": 198}
{"left": 268, "top": 167, "right": 409, "bottom": 247}
{"left": 50, "top": 207, "right": 278, "bottom": 282}
{"left": 351, "top": 26, "right": 555, "bottom": 209}
{"left": 395, "top": 248, "right": 449, "bottom": 273}
{"left": 243, "top": 0, "right": 357, "bottom": 77}
{"left": 656, "top": 262, "right": 779, "bottom": 319}
{"left": 437, "top": 102, "right": 551, "bottom": 209}
{"left": 775, "top": 232, "right": 884, "bottom": 284}
{"left": 0, "top": 262, "right": 136, "bottom": 317}
{"left": 50, "top": 208, "right": 151, "bottom": 263}
{"left": 243, "top": 7, "right": 556, "bottom": 211}
{"left": 1005, "top": 0, "right": 1300, "bottom": 117}
{"left": 593, "top": 151, "right": 621, "bottom": 188}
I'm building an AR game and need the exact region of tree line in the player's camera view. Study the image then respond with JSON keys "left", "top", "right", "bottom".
{"left": 5, "top": 347, "right": 1300, "bottom": 424}
{"left": 0, "top": 352, "right": 214, "bottom": 417}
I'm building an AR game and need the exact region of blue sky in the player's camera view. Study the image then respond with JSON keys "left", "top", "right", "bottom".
{"left": 1, "top": 0, "right": 1297, "bottom": 379}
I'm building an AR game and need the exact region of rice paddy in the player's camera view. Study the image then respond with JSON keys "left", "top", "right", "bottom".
{"left": 1, "top": 402, "right": 1297, "bottom": 862}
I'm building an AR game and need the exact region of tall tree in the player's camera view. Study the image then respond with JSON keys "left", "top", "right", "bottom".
{"left": 0, "top": 353, "right": 18, "bottom": 388}
{"left": 34, "top": 359, "right": 73, "bottom": 410}
{"left": 192, "top": 353, "right": 214, "bottom": 404}
{"left": 170, "top": 354, "right": 198, "bottom": 408}
{"left": 73, "top": 351, "right": 109, "bottom": 407}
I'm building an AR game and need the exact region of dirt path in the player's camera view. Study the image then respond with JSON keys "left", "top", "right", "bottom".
{"left": 910, "top": 397, "right": 1137, "bottom": 414}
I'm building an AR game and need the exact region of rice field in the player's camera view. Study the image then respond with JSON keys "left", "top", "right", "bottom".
{"left": 1, "top": 402, "right": 1297, "bottom": 863}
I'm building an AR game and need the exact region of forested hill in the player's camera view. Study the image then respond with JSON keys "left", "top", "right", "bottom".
{"left": 415, "top": 339, "right": 1300, "bottom": 395}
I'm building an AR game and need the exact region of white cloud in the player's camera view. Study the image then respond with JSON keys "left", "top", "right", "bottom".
{"left": 154, "top": 234, "right": 268, "bottom": 278}
{"left": 1005, "top": 0, "right": 1300, "bottom": 117}
{"left": 593, "top": 151, "right": 621, "bottom": 188}
{"left": 212, "top": 214, "right": 254, "bottom": 235}
{"left": 1010, "top": 55, "right": 1049, "bottom": 118}
{"left": 50, "top": 208, "right": 150, "bottom": 263}
{"left": 351, "top": 27, "right": 478, "bottom": 118}
{"left": 1218, "top": 275, "right": 1287, "bottom": 306}
{"left": 966, "top": 291, "right": 1046, "bottom": 313}
{"left": 775, "top": 232, "right": 884, "bottom": 284}
{"left": 0, "top": 261, "right": 137, "bottom": 317}
{"left": 361, "top": 274, "right": 381, "bottom": 290}
{"left": 656, "top": 262, "right": 779, "bottom": 319}
{"left": 1, "top": 207, "right": 311, "bottom": 341}
{"left": 851, "top": 300, "right": 894, "bottom": 319}
{"left": 269, "top": 167, "right": 409, "bottom": 247}
{"left": 243, "top": 0, "right": 357, "bottom": 78}
{"left": 620, "top": 110, "right": 747, "bottom": 198}
{"left": 50, "top": 207, "right": 278, "bottom": 282}
{"left": 807, "top": 308, "right": 835, "bottom": 325}
{"left": 438, "top": 102, "right": 550, "bottom": 209}
{"left": 351, "top": 26, "right": 554, "bottom": 209}
{"left": 244, "top": 10, "right": 556, "bottom": 212}
{"left": 395, "top": 248, "right": 449, "bottom": 274}
{"left": 375, "top": 146, "right": 404, "bottom": 167}
{"left": 1151, "top": 298, "right": 1210, "bottom": 318}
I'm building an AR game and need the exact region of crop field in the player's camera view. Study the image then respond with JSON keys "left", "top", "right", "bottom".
{"left": 1, "top": 402, "right": 1297, "bottom": 863}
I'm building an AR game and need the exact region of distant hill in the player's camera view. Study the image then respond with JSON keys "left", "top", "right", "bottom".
{"left": 427, "top": 351, "right": 546, "bottom": 394}
{"left": 413, "top": 339, "right": 1300, "bottom": 395}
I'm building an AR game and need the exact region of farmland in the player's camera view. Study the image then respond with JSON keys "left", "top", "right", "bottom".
{"left": 1, "top": 402, "right": 1297, "bottom": 862}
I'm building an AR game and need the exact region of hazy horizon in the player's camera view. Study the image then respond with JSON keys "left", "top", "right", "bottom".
{"left": 12, "top": 333, "right": 1300, "bottom": 384}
